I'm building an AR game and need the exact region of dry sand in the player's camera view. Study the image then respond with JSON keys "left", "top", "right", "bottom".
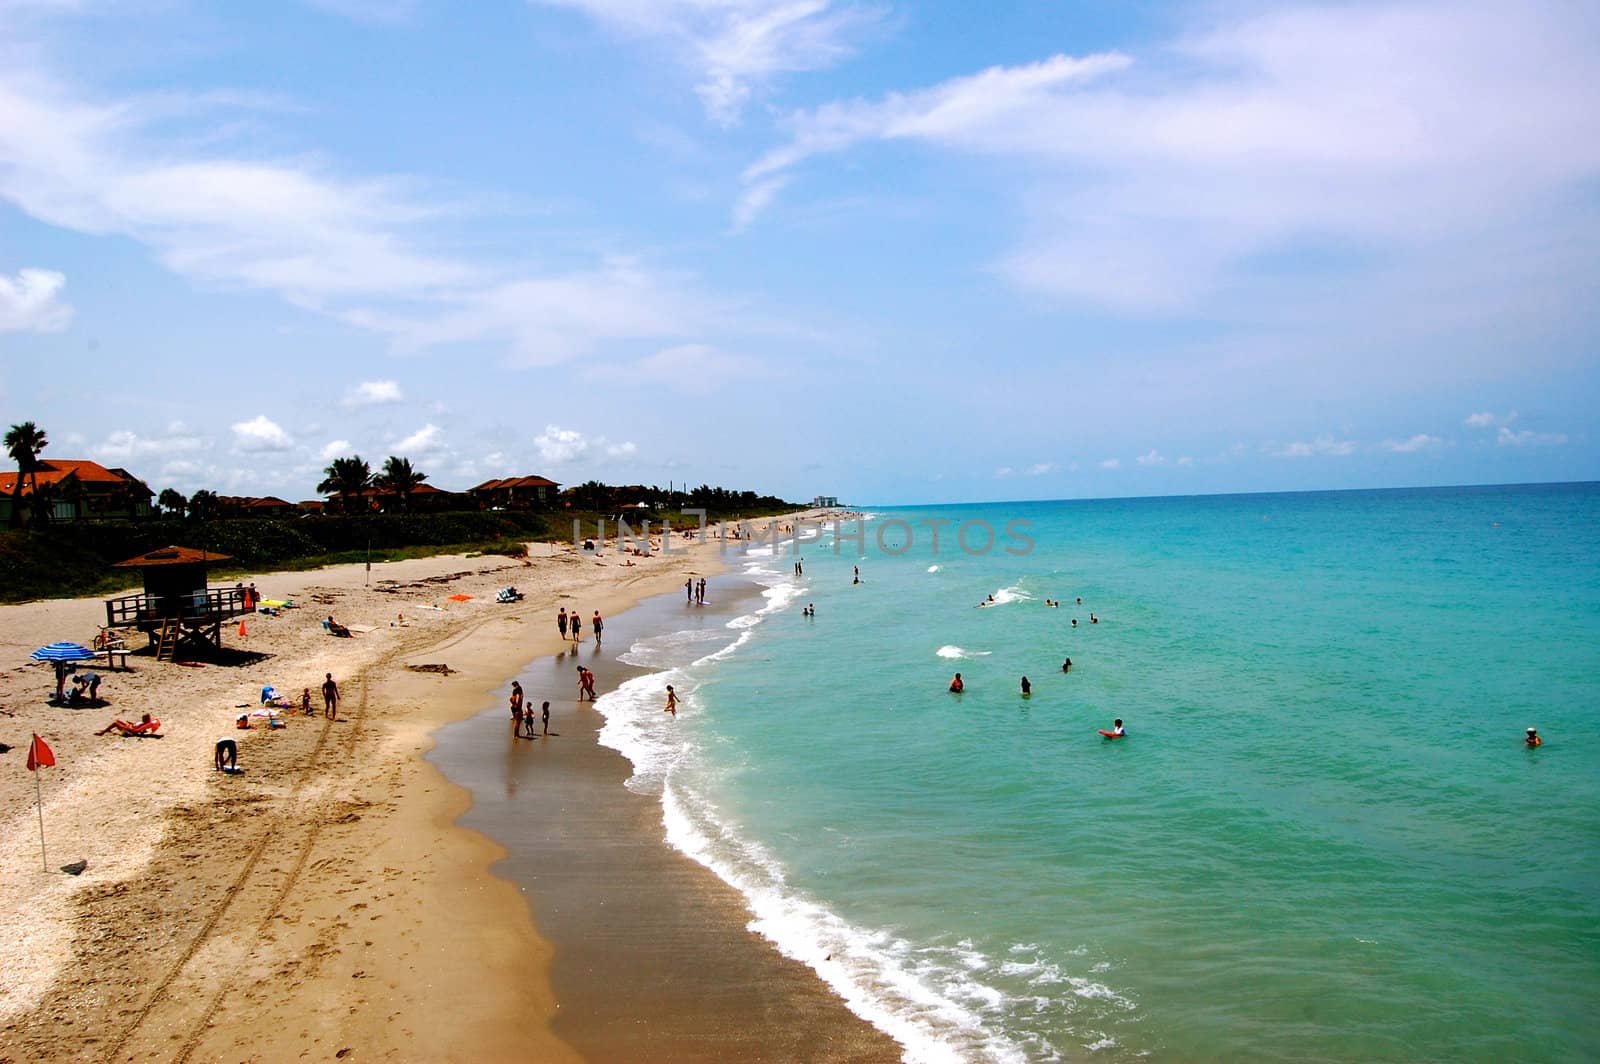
{"left": 0, "top": 519, "right": 893, "bottom": 1062}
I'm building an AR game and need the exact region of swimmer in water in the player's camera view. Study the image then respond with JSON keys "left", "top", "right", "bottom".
{"left": 1020, "top": 676, "right": 1031, "bottom": 697}
{"left": 949, "top": 672, "right": 964, "bottom": 693}
{"left": 1111, "top": 718, "right": 1124, "bottom": 737}
{"left": 1526, "top": 727, "right": 1541, "bottom": 747}
{"left": 1071, "top": 618, "right": 1078, "bottom": 628}
{"left": 1090, "top": 613, "right": 1098, "bottom": 624}
{"left": 1062, "top": 657, "right": 1072, "bottom": 673}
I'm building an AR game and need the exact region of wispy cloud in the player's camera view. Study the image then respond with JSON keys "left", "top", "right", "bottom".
{"left": 1025, "top": 462, "right": 1057, "bottom": 476}
{"left": 93, "top": 424, "right": 206, "bottom": 460}
{"left": 1497, "top": 426, "right": 1566, "bottom": 448}
{"left": 1135, "top": 450, "right": 1165, "bottom": 466}
{"left": 739, "top": 2, "right": 1600, "bottom": 313}
{"left": 0, "top": 63, "right": 726, "bottom": 366}
{"left": 1463, "top": 411, "right": 1497, "bottom": 428}
{"left": 0, "top": 267, "right": 72, "bottom": 332}
{"left": 536, "top": 0, "right": 886, "bottom": 126}
{"left": 392, "top": 423, "right": 444, "bottom": 454}
{"left": 344, "top": 379, "right": 404, "bottom": 406}
{"left": 1381, "top": 433, "right": 1444, "bottom": 453}
{"left": 1099, "top": 457, "right": 1120, "bottom": 470}
{"left": 1268, "top": 437, "right": 1356, "bottom": 458}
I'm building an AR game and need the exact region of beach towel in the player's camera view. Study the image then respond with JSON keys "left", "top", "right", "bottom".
{"left": 447, "top": 594, "right": 472, "bottom": 602}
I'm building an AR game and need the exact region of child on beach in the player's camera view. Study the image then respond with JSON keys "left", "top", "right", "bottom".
{"left": 538, "top": 701, "right": 550, "bottom": 737}
{"left": 301, "top": 687, "right": 313, "bottom": 715}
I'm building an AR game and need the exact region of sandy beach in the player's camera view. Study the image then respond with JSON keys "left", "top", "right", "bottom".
{"left": 0, "top": 516, "right": 896, "bottom": 1062}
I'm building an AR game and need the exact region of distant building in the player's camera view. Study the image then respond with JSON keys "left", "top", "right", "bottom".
{"left": 0, "top": 459, "right": 153, "bottom": 523}
{"left": 337, "top": 483, "right": 464, "bottom": 513}
{"left": 468, "top": 475, "right": 560, "bottom": 510}
{"left": 811, "top": 495, "right": 840, "bottom": 508}
{"left": 217, "top": 495, "right": 295, "bottom": 518}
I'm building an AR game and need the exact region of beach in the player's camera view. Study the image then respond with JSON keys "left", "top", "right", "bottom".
{"left": 0, "top": 516, "right": 896, "bottom": 1062}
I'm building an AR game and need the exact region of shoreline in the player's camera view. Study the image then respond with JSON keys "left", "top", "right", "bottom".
{"left": 432, "top": 574, "right": 903, "bottom": 1062}
{"left": 0, "top": 514, "right": 895, "bottom": 1061}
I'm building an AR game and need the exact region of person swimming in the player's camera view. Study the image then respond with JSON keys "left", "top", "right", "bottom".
{"left": 1020, "top": 676, "right": 1031, "bottom": 696}
{"left": 949, "top": 672, "right": 964, "bottom": 693}
{"left": 1061, "top": 657, "right": 1072, "bottom": 673}
{"left": 1526, "top": 727, "right": 1542, "bottom": 747}
{"left": 1111, "top": 718, "right": 1124, "bottom": 736}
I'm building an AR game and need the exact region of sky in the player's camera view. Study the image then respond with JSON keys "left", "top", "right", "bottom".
{"left": 0, "top": 0, "right": 1596, "bottom": 506}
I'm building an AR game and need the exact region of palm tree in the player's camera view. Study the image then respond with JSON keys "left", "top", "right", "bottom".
{"left": 186, "top": 489, "right": 219, "bottom": 523}
{"left": 317, "top": 455, "right": 372, "bottom": 514}
{"left": 374, "top": 455, "right": 427, "bottom": 512}
{"left": 158, "top": 488, "right": 187, "bottom": 519}
{"left": 5, "top": 421, "right": 48, "bottom": 528}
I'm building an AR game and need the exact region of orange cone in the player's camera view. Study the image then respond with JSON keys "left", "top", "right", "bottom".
{"left": 239, "top": 620, "right": 247, "bottom": 637}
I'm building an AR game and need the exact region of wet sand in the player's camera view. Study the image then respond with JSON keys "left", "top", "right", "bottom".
{"left": 432, "top": 580, "right": 903, "bottom": 1063}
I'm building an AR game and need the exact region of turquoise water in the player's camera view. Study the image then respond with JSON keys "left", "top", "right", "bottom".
{"left": 596, "top": 485, "right": 1600, "bottom": 1062}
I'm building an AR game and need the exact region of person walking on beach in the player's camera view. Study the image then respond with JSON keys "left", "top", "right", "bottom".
{"left": 665, "top": 685, "right": 678, "bottom": 715}
{"left": 558, "top": 607, "right": 569, "bottom": 641}
{"left": 571, "top": 611, "right": 583, "bottom": 643}
{"left": 592, "top": 610, "right": 603, "bottom": 646}
{"left": 322, "top": 672, "right": 340, "bottom": 720}
{"left": 540, "top": 700, "right": 551, "bottom": 737}
{"left": 510, "top": 681, "right": 525, "bottom": 737}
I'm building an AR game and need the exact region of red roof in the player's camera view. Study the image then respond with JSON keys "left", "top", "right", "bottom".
{"left": 0, "top": 459, "right": 151, "bottom": 495}
{"left": 467, "top": 475, "right": 559, "bottom": 492}
{"left": 113, "top": 545, "right": 233, "bottom": 568}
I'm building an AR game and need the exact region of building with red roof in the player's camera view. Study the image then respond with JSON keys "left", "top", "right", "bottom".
{"left": 0, "top": 459, "right": 154, "bottom": 523}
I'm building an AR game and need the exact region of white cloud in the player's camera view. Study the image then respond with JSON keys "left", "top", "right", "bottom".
{"left": 0, "top": 67, "right": 721, "bottom": 366}
{"left": 319, "top": 438, "right": 353, "bottom": 461}
{"left": 537, "top": 0, "right": 886, "bottom": 126}
{"left": 535, "top": 425, "right": 589, "bottom": 464}
{"left": 533, "top": 424, "right": 636, "bottom": 465}
{"left": 231, "top": 415, "right": 293, "bottom": 452}
{"left": 93, "top": 423, "right": 205, "bottom": 460}
{"left": 1497, "top": 426, "right": 1566, "bottom": 448}
{"left": 1269, "top": 437, "right": 1357, "bottom": 458}
{"left": 1176, "top": 455, "right": 1194, "bottom": 467}
{"left": 740, "top": 2, "right": 1600, "bottom": 311}
{"left": 1025, "top": 462, "right": 1057, "bottom": 476}
{"left": 1099, "top": 458, "right": 1120, "bottom": 470}
{"left": 1135, "top": 449, "right": 1165, "bottom": 466}
{"left": 731, "top": 176, "right": 789, "bottom": 232}
{"left": 392, "top": 423, "right": 444, "bottom": 453}
{"left": 993, "top": 466, "right": 1014, "bottom": 479}
{"left": 1381, "top": 433, "right": 1444, "bottom": 453}
{"left": 1463, "top": 411, "right": 1497, "bottom": 428}
{"left": 344, "top": 379, "right": 404, "bottom": 406}
{"left": 0, "top": 267, "right": 72, "bottom": 333}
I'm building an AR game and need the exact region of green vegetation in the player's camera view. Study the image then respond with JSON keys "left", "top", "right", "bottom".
{"left": 0, "top": 499, "right": 799, "bottom": 604}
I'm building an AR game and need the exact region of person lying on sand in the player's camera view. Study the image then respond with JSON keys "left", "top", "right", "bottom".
{"left": 96, "top": 713, "right": 161, "bottom": 737}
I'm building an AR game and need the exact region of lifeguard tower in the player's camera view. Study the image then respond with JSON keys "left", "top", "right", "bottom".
{"left": 103, "top": 545, "right": 250, "bottom": 660}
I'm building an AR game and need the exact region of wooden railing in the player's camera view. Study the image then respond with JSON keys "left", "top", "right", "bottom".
{"left": 105, "top": 586, "right": 251, "bottom": 628}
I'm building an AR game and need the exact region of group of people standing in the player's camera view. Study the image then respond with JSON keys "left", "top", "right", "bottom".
{"left": 508, "top": 680, "right": 551, "bottom": 739}
{"left": 685, "top": 577, "right": 708, "bottom": 605}
{"left": 556, "top": 606, "right": 603, "bottom": 644}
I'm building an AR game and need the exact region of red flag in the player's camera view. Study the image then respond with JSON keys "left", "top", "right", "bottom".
{"left": 27, "top": 733, "right": 55, "bottom": 771}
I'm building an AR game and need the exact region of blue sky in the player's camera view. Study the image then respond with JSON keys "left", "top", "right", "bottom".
{"left": 0, "top": 0, "right": 1595, "bottom": 505}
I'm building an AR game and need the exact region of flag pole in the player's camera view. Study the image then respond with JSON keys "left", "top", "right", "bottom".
{"left": 35, "top": 767, "right": 47, "bottom": 872}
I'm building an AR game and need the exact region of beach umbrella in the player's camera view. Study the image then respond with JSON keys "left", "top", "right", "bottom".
{"left": 30, "top": 642, "right": 98, "bottom": 701}
{"left": 30, "top": 641, "right": 98, "bottom": 662}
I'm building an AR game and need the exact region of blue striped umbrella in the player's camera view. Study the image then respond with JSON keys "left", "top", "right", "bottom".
{"left": 30, "top": 642, "right": 98, "bottom": 663}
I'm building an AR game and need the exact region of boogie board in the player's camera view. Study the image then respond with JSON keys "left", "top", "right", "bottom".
{"left": 1098, "top": 730, "right": 1123, "bottom": 739}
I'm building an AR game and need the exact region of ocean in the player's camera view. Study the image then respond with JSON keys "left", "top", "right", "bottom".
{"left": 460, "top": 484, "right": 1600, "bottom": 1062}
